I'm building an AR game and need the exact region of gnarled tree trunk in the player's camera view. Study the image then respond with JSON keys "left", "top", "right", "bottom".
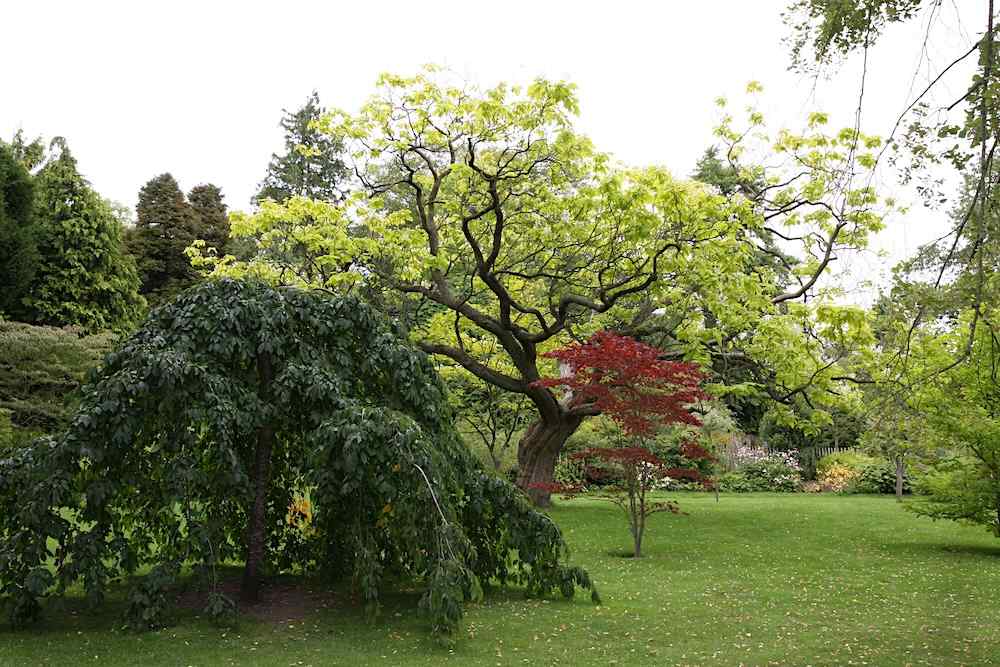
{"left": 242, "top": 351, "right": 274, "bottom": 603}
{"left": 516, "top": 413, "right": 584, "bottom": 507}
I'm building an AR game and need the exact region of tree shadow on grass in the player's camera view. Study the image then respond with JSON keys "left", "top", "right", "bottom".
{"left": 884, "top": 541, "right": 1000, "bottom": 560}
{"left": 1, "top": 568, "right": 353, "bottom": 635}
{"left": 0, "top": 567, "right": 566, "bottom": 636}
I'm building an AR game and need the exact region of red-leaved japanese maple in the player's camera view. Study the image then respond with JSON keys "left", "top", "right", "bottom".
{"left": 532, "top": 331, "right": 711, "bottom": 557}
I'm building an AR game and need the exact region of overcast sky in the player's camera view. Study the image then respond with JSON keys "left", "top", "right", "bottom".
{"left": 2, "top": 1, "right": 982, "bottom": 301}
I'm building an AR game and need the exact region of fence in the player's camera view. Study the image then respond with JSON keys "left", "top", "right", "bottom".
{"left": 717, "top": 435, "right": 854, "bottom": 477}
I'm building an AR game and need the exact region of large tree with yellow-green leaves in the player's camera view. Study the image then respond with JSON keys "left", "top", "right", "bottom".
{"left": 194, "top": 69, "right": 887, "bottom": 505}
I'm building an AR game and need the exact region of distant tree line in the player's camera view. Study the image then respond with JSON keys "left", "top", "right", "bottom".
{"left": 0, "top": 92, "right": 346, "bottom": 446}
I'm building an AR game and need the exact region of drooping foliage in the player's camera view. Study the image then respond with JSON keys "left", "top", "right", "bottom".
{"left": 0, "top": 279, "right": 596, "bottom": 640}
{"left": 195, "top": 69, "right": 887, "bottom": 505}
{"left": 24, "top": 139, "right": 144, "bottom": 332}
{"left": 0, "top": 141, "right": 38, "bottom": 318}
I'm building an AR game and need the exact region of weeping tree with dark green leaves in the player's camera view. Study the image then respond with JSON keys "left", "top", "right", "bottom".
{"left": 0, "top": 279, "right": 596, "bottom": 641}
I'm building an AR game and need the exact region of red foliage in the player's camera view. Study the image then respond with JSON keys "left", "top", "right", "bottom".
{"left": 662, "top": 467, "right": 706, "bottom": 483}
{"left": 533, "top": 331, "right": 707, "bottom": 436}
{"left": 680, "top": 439, "right": 716, "bottom": 463}
{"left": 531, "top": 334, "right": 718, "bottom": 553}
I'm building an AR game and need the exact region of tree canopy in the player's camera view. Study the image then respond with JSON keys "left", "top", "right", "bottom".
{"left": 128, "top": 173, "right": 221, "bottom": 305}
{"left": 187, "top": 183, "right": 230, "bottom": 255}
{"left": 0, "top": 279, "right": 596, "bottom": 640}
{"left": 780, "top": 0, "right": 1000, "bottom": 538}
{"left": 0, "top": 141, "right": 38, "bottom": 318}
{"left": 255, "top": 91, "right": 350, "bottom": 204}
{"left": 195, "top": 69, "right": 887, "bottom": 504}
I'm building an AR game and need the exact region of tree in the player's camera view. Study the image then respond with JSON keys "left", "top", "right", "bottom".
{"left": 24, "top": 138, "right": 144, "bottom": 331}
{"left": 785, "top": 0, "right": 925, "bottom": 71}
{"left": 0, "top": 141, "right": 38, "bottom": 318}
{"left": 691, "top": 146, "right": 798, "bottom": 296}
{"left": 231, "top": 93, "right": 352, "bottom": 285}
{"left": 534, "top": 331, "right": 710, "bottom": 557}
{"left": 448, "top": 369, "right": 533, "bottom": 472}
{"left": 198, "top": 70, "right": 888, "bottom": 506}
{"left": 255, "top": 91, "right": 349, "bottom": 204}
{"left": 565, "top": 447, "right": 685, "bottom": 558}
{"left": 187, "top": 183, "right": 230, "bottom": 254}
{"left": 858, "top": 391, "right": 927, "bottom": 500}
{"left": 127, "top": 173, "right": 199, "bottom": 304}
{"left": 7, "top": 130, "right": 45, "bottom": 172}
{"left": 785, "top": 1, "right": 1000, "bottom": 395}
{"left": 0, "top": 279, "right": 597, "bottom": 640}
{"left": 906, "top": 315, "right": 1000, "bottom": 530}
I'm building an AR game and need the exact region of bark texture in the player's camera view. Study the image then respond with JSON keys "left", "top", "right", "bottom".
{"left": 515, "top": 414, "right": 584, "bottom": 507}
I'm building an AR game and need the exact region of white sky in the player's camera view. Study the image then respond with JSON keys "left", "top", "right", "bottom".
{"left": 2, "top": 1, "right": 983, "bottom": 302}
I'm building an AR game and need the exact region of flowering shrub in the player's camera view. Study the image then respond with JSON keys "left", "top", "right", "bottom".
{"left": 816, "top": 463, "right": 858, "bottom": 492}
{"left": 720, "top": 446, "right": 802, "bottom": 492}
{"left": 816, "top": 451, "right": 874, "bottom": 477}
{"left": 815, "top": 451, "right": 908, "bottom": 494}
{"left": 742, "top": 460, "right": 802, "bottom": 492}
{"left": 728, "top": 444, "right": 801, "bottom": 471}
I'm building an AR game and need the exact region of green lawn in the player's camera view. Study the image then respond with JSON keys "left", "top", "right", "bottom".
{"left": 4, "top": 493, "right": 1000, "bottom": 666}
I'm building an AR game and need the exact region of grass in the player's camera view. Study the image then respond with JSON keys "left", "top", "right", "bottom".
{"left": 4, "top": 493, "right": 1000, "bottom": 665}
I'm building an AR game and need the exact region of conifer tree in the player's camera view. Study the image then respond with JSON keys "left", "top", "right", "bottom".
{"left": 0, "top": 142, "right": 38, "bottom": 318}
{"left": 188, "top": 183, "right": 230, "bottom": 253}
{"left": 128, "top": 173, "right": 198, "bottom": 304}
{"left": 255, "top": 91, "right": 349, "bottom": 203}
{"left": 8, "top": 130, "right": 45, "bottom": 172}
{"left": 25, "top": 138, "right": 144, "bottom": 331}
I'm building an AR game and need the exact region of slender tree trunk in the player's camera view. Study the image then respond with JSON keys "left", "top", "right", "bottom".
{"left": 516, "top": 414, "right": 584, "bottom": 507}
{"left": 895, "top": 456, "right": 905, "bottom": 502}
{"left": 634, "top": 499, "right": 645, "bottom": 558}
{"left": 242, "top": 352, "right": 274, "bottom": 604}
